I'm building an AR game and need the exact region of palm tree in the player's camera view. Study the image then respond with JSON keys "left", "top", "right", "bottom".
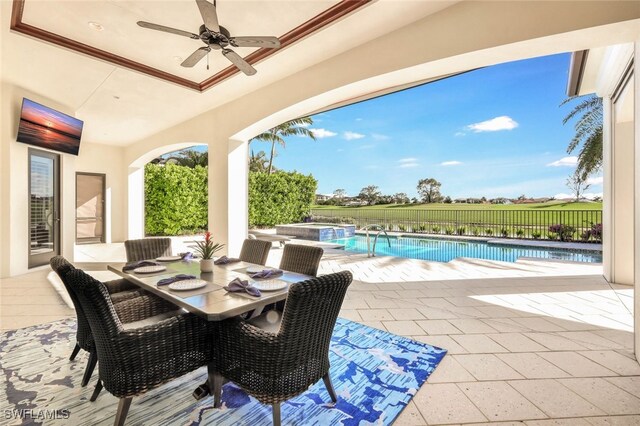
{"left": 249, "top": 150, "right": 270, "bottom": 173}
{"left": 151, "top": 149, "right": 208, "bottom": 168}
{"left": 561, "top": 95, "right": 603, "bottom": 180}
{"left": 249, "top": 117, "right": 316, "bottom": 174}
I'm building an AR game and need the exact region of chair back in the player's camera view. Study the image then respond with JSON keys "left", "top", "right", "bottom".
{"left": 279, "top": 244, "right": 324, "bottom": 276}
{"left": 124, "top": 238, "right": 172, "bottom": 262}
{"left": 277, "top": 271, "right": 352, "bottom": 379}
{"left": 239, "top": 239, "right": 272, "bottom": 265}
{"left": 50, "top": 256, "right": 95, "bottom": 352}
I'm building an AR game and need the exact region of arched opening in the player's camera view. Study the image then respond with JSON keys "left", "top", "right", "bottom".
{"left": 128, "top": 142, "right": 207, "bottom": 239}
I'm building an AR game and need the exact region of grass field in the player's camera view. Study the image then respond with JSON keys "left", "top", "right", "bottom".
{"left": 310, "top": 202, "right": 602, "bottom": 240}
{"left": 312, "top": 201, "right": 602, "bottom": 211}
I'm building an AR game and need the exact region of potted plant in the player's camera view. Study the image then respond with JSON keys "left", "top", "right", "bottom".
{"left": 194, "top": 231, "right": 225, "bottom": 272}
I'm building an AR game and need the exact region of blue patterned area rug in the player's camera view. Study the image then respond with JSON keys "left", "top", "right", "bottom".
{"left": 1, "top": 318, "right": 446, "bottom": 425}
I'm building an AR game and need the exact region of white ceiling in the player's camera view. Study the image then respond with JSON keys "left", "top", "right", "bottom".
{"left": 2, "top": 0, "right": 456, "bottom": 145}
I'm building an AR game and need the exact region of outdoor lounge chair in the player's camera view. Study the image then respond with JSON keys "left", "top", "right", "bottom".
{"left": 210, "top": 271, "right": 353, "bottom": 426}
{"left": 248, "top": 230, "right": 293, "bottom": 247}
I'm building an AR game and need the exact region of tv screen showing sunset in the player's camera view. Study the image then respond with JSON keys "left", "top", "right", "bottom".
{"left": 17, "top": 98, "right": 83, "bottom": 155}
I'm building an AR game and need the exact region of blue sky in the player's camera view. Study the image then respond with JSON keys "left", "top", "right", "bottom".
{"left": 249, "top": 53, "right": 603, "bottom": 200}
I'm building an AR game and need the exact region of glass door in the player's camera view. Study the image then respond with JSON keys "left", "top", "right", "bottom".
{"left": 76, "top": 173, "right": 105, "bottom": 244}
{"left": 29, "top": 149, "right": 60, "bottom": 268}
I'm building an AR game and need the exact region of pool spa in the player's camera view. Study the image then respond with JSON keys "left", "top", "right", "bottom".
{"left": 276, "top": 223, "right": 356, "bottom": 241}
{"left": 327, "top": 235, "right": 602, "bottom": 264}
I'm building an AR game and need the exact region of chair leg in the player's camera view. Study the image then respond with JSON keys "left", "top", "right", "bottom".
{"left": 212, "top": 371, "right": 224, "bottom": 408}
{"left": 90, "top": 379, "right": 103, "bottom": 402}
{"left": 114, "top": 397, "right": 132, "bottom": 426}
{"left": 323, "top": 373, "right": 338, "bottom": 403}
{"left": 272, "top": 402, "right": 281, "bottom": 426}
{"left": 69, "top": 343, "right": 81, "bottom": 361}
{"left": 81, "top": 351, "right": 98, "bottom": 387}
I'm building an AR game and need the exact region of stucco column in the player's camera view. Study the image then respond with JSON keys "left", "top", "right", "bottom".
{"left": 228, "top": 139, "right": 249, "bottom": 256}
{"left": 127, "top": 166, "right": 145, "bottom": 239}
{"left": 208, "top": 138, "right": 248, "bottom": 257}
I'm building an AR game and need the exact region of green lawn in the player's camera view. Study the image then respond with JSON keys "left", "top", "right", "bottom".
{"left": 310, "top": 201, "right": 602, "bottom": 237}
{"left": 312, "top": 201, "right": 602, "bottom": 211}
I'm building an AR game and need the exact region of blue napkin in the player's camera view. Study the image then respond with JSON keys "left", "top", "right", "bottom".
{"left": 214, "top": 256, "right": 241, "bottom": 265}
{"left": 123, "top": 260, "right": 161, "bottom": 272}
{"left": 224, "top": 278, "right": 261, "bottom": 297}
{"left": 249, "top": 269, "right": 283, "bottom": 279}
{"left": 179, "top": 252, "right": 195, "bottom": 261}
{"left": 157, "top": 274, "right": 197, "bottom": 286}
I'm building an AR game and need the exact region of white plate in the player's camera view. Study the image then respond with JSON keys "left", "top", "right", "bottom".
{"left": 247, "top": 266, "right": 273, "bottom": 274}
{"left": 156, "top": 256, "right": 182, "bottom": 262}
{"left": 133, "top": 265, "right": 167, "bottom": 274}
{"left": 252, "top": 280, "right": 287, "bottom": 292}
{"left": 168, "top": 279, "right": 207, "bottom": 291}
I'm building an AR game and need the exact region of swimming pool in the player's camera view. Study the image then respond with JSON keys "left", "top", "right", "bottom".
{"left": 327, "top": 235, "right": 602, "bottom": 263}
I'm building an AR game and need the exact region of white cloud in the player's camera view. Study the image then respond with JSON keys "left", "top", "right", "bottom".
{"left": 371, "top": 133, "right": 390, "bottom": 140}
{"left": 398, "top": 158, "right": 419, "bottom": 168}
{"left": 336, "top": 148, "right": 344, "bottom": 152}
{"left": 454, "top": 131, "right": 466, "bottom": 137}
{"left": 343, "top": 131, "right": 365, "bottom": 140}
{"left": 586, "top": 176, "right": 603, "bottom": 185}
{"left": 355, "top": 118, "right": 363, "bottom": 121}
{"left": 547, "top": 156, "right": 578, "bottom": 167}
{"left": 441, "top": 161, "right": 462, "bottom": 166}
{"left": 398, "top": 157, "right": 418, "bottom": 163}
{"left": 467, "top": 116, "right": 519, "bottom": 132}
{"left": 309, "top": 128, "right": 337, "bottom": 138}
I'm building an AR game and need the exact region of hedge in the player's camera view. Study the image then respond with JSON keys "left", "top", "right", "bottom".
{"left": 249, "top": 171, "right": 317, "bottom": 227}
{"left": 145, "top": 164, "right": 317, "bottom": 234}
{"left": 145, "top": 163, "right": 208, "bottom": 235}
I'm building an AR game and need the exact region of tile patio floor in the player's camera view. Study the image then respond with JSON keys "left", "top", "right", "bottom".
{"left": 1, "top": 242, "right": 637, "bottom": 425}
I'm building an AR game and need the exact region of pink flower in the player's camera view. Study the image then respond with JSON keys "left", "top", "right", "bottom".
{"left": 204, "top": 231, "right": 211, "bottom": 243}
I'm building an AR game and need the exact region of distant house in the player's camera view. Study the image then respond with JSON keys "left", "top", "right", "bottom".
{"left": 315, "top": 194, "right": 334, "bottom": 203}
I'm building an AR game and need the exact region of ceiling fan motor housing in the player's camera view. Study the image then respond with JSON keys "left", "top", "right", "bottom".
{"left": 200, "top": 24, "right": 231, "bottom": 48}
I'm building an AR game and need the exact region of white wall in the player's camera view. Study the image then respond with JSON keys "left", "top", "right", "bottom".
{"left": 0, "top": 84, "right": 126, "bottom": 277}
{"left": 74, "top": 142, "right": 127, "bottom": 243}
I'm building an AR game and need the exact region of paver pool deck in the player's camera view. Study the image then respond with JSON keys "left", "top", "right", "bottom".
{"left": 1, "top": 239, "right": 636, "bottom": 425}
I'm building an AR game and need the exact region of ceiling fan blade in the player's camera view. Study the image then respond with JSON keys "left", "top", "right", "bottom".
{"left": 181, "top": 47, "right": 210, "bottom": 67}
{"left": 229, "top": 36, "right": 281, "bottom": 49}
{"left": 137, "top": 21, "right": 199, "bottom": 39}
{"left": 195, "top": 0, "right": 220, "bottom": 32}
{"left": 222, "top": 49, "right": 256, "bottom": 76}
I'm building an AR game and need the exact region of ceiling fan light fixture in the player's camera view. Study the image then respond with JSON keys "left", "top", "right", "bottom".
{"left": 88, "top": 21, "right": 104, "bottom": 32}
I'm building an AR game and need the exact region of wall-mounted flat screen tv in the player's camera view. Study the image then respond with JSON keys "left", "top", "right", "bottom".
{"left": 17, "top": 98, "right": 83, "bottom": 155}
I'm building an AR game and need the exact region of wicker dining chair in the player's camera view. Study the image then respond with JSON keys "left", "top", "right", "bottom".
{"left": 60, "top": 266, "right": 215, "bottom": 426}
{"left": 278, "top": 244, "right": 324, "bottom": 277}
{"left": 238, "top": 238, "right": 272, "bottom": 265}
{"left": 50, "top": 256, "right": 177, "bottom": 400}
{"left": 210, "top": 271, "right": 353, "bottom": 426}
{"left": 124, "top": 237, "right": 172, "bottom": 262}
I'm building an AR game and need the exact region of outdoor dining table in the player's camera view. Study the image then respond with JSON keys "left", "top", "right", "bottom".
{"left": 107, "top": 259, "right": 312, "bottom": 321}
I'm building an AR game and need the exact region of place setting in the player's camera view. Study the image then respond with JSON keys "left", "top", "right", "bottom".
{"left": 122, "top": 260, "right": 168, "bottom": 275}
{"left": 155, "top": 273, "right": 222, "bottom": 298}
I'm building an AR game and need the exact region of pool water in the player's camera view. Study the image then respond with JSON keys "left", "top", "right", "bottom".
{"left": 327, "top": 235, "right": 602, "bottom": 263}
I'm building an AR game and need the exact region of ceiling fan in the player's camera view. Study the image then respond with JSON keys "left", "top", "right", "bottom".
{"left": 137, "top": 0, "right": 281, "bottom": 76}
